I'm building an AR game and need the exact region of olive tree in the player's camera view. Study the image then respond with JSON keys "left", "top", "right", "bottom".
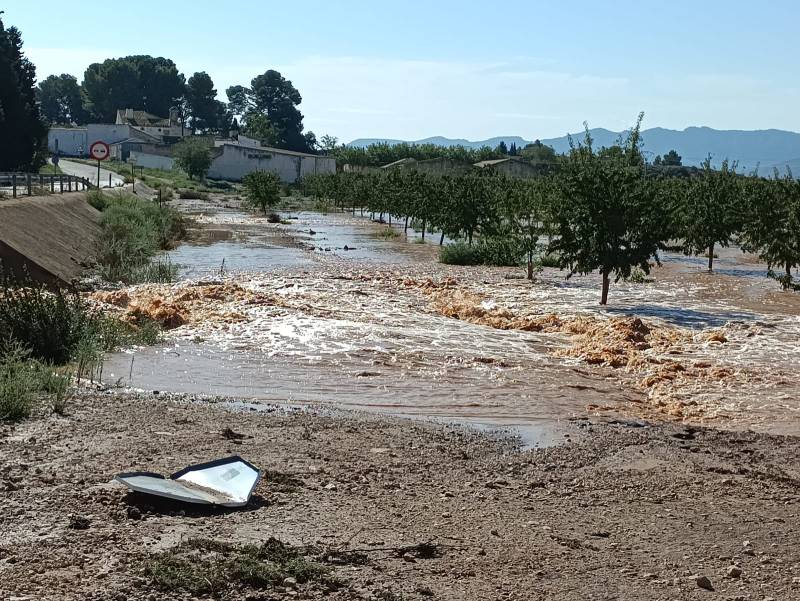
{"left": 173, "top": 137, "right": 212, "bottom": 180}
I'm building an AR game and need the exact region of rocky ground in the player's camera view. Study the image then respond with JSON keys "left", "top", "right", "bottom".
{"left": 1, "top": 390, "right": 798, "bottom": 600}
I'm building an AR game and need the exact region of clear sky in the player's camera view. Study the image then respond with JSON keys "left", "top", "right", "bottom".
{"left": 5, "top": 0, "right": 800, "bottom": 142}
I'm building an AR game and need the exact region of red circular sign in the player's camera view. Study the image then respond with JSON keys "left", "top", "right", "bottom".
{"left": 89, "top": 141, "right": 110, "bottom": 161}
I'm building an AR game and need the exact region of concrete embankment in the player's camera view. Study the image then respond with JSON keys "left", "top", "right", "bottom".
{"left": 0, "top": 192, "right": 100, "bottom": 285}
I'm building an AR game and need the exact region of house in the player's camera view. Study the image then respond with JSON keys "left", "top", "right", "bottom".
{"left": 48, "top": 127, "right": 88, "bottom": 157}
{"left": 473, "top": 157, "right": 541, "bottom": 179}
{"left": 116, "top": 108, "right": 185, "bottom": 141}
{"left": 207, "top": 142, "right": 335, "bottom": 183}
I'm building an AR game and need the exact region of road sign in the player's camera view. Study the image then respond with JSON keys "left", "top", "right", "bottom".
{"left": 89, "top": 141, "right": 110, "bottom": 161}
{"left": 52, "top": 154, "right": 60, "bottom": 166}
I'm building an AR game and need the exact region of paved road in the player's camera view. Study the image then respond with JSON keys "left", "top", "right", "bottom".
{"left": 57, "top": 159, "right": 126, "bottom": 188}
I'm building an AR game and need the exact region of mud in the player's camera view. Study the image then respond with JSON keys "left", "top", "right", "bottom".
{"left": 1, "top": 391, "right": 799, "bottom": 600}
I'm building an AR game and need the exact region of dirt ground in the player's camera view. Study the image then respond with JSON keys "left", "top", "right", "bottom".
{"left": 2, "top": 391, "right": 798, "bottom": 600}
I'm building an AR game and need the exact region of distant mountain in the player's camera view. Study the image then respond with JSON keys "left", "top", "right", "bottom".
{"left": 348, "top": 127, "right": 800, "bottom": 176}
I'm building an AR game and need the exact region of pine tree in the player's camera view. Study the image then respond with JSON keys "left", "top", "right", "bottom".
{"left": 0, "top": 14, "right": 47, "bottom": 171}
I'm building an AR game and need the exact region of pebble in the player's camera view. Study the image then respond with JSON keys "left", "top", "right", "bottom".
{"left": 695, "top": 575, "right": 714, "bottom": 591}
{"left": 282, "top": 577, "right": 297, "bottom": 589}
{"left": 726, "top": 565, "right": 742, "bottom": 579}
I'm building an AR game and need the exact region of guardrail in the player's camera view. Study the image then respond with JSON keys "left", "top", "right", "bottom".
{"left": 0, "top": 173, "right": 93, "bottom": 198}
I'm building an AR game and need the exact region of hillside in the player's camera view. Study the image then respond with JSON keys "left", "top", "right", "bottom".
{"left": 349, "top": 127, "right": 800, "bottom": 176}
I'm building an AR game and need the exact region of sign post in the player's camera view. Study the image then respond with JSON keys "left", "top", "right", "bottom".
{"left": 89, "top": 141, "right": 110, "bottom": 187}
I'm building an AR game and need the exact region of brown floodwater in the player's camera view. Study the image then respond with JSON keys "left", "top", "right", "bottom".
{"left": 102, "top": 199, "right": 800, "bottom": 445}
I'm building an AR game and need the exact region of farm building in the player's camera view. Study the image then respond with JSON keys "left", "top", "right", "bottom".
{"left": 207, "top": 143, "right": 336, "bottom": 183}
{"left": 381, "top": 157, "right": 472, "bottom": 176}
{"left": 473, "top": 158, "right": 541, "bottom": 178}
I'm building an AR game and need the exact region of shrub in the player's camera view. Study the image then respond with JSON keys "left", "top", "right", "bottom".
{"left": 476, "top": 237, "right": 524, "bottom": 267}
{"left": 86, "top": 189, "right": 108, "bottom": 211}
{"left": 96, "top": 194, "right": 185, "bottom": 284}
{"left": 266, "top": 212, "right": 281, "bottom": 224}
{"left": 536, "top": 252, "right": 562, "bottom": 268}
{"left": 243, "top": 171, "right": 283, "bottom": 215}
{"left": 178, "top": 189, "right": 209, "bottom": 200}
{"left": 440, "top": 241, "right": 483, "bottom": 265}
{"left": 374, "top": 227, "right": 400, "bottom": 240}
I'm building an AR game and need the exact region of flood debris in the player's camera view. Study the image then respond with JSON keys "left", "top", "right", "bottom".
{"left": 115, "top": 455, "right": 261, "bottom": 507}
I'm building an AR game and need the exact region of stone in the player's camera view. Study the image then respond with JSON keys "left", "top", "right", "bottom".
{"left": 695, "top": 575, "right": 714, "bottom": 591}
{"left": 282, "top": 577, "right": 298, "bottom": 589}
{"left": 726, "top": 565, "right": 742, "bottom": 579}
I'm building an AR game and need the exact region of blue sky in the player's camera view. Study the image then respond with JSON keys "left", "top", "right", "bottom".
{"left": 6, "top": 0, "right": 800, "bottom": 142}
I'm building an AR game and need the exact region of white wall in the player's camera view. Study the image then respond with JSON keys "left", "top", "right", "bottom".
{"left": 87, "top": 124, "right": 133, "bottom": 146}
{"left": 48, "top": 128, "right": 88, "bottom": 156}
{"left": 129, "top": 150, "right": 175, "bottom": 171}
{"left": 207, "top": 145, "right": 335, "bottom": 183}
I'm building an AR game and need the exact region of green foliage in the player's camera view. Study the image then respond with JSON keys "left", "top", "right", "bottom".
{"left": 243, "top": 170, "right": 283, "bottom": 215}
{"left": 177, "top": 189, "right": 209, "bottom": 200}
{"left": 185, "top": 71, "right": 226, "bottom": 133}
{"left": 440, "top": 242, "right": 482, "bottom": 265}
{"left": 97, "top": 194, "right": 185, "bottom": 284}
{"left": 227, "top": 70, "right": 314, "bottom": 152}
{"left": 520, "top": 140, "right": 558, "bottom": 165}
{"left": 82, "top": 55, "right": 185, "bottom": 122}
{"left": 173, "top": 137, "right": 212, "bottom": 180}
{"left": 0, "top": 16, "right": 47, "bottom": 171}
{"left": 674, "top": 157, "right": 743, "bottom": 271}
{"left": 86, "top": 189, "right": 108, "bottom": 211}
{"left": 333, "top": 142, "right": 504, "bottom": 168}
{"left": 740, "top": 171, "right": 800, "bottom": 288}
{"left": 546, "top": 113, "right": 668, "bottom": 304}
{"left": 37, "top": 74, "right": 87, "bottom": 125}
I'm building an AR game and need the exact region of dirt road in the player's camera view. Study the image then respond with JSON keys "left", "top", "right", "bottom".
{"left": 1, "top": 391, "right": 798, "bottom": 600}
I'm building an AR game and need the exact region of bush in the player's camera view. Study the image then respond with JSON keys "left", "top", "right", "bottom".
{"left": 476, "top": 237, "right": 524, "bottom": 267}
{"left": 97, "top": 194, "right": 185, "bottom": 284}
{"left": 0, "top": 341, "right": 72, "bottom": 421}
{"left": 266, "top": 212, "right": 281, "bottom": 223}
{"left": 536, "top": 252, "right": 562, "bottom": 268}
{"left": 243, "top": 171, "right": 283, "bottom": 215}
{"left": 178, "top": 189, "right": 209, "bottom": 200}
{"left": 87, "top": 189, "right": 108, "bottom": 211}
{"left": 440, "top": 241, "right": 483, "bottom": 265}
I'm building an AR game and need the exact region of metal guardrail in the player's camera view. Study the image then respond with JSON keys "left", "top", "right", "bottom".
{"left": 0, "top": 173, "right": 93, "bottom": 198}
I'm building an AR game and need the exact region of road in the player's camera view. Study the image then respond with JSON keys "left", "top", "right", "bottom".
{"left": 57, "top": 160, "right": 126, "bottom": 188}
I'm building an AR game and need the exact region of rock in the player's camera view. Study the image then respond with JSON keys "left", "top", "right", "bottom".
{"left": 68, "top": 515, "right": 91, "bottom": 530}
{"left": 726, "top": 565, "right": 742, "bottom": 579}
{"left": 323, "top": 482, "right": 337, "bottom": 491}
{"left": 283, "top": 577, "right": 298, "bottom": 589}
{"left": 695, "top": 575, "right": 714, "bottom": 591}
{"left": 402, "top": 553, "right": 417, "bottom": 563}
{"left": 126, "top": 506, "right": 142, "bottom": 520}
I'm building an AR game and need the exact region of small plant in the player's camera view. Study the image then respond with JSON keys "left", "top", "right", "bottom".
{"left": 266, "top": 212, "right": 282, "bottom": 223}
{"left": 536, "top": 252, "right": 562, "bottom": 269}
{"left": 144, "top": 538, "right": 335, "bottom": 597}
{"left": 476, "top": 237, "right": 524, "bottom": 267}
{"left": 374, "top": 227, "right": 400, "bottom": 240}
{"left": 0, "top": 342, "right": 37, "bottom": 421}
{"left": 625, "top": 267, "right": 652, "bottom": 284}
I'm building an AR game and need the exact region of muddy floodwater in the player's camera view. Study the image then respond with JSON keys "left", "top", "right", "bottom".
{"left": 100, "top": 197, "right": 800, "bottom": 444}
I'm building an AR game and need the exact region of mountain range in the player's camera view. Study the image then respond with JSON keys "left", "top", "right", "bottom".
{"left": 349, "top": 127, "right": 800, "bottom": 176}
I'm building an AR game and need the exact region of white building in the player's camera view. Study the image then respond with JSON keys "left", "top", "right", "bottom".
{"left": 115, "top": 108, "right": 185, "bottom": 140}
{"left": 48, "top": 128, "right": 88, "bottom": 156}
{"left": 207, "top": 142, "right": 336, "bottom": 183}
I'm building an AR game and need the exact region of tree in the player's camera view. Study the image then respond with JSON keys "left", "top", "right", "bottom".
{"left": 509, "top": 142, "right": 518, "bottom": 156}
{"left": 185, "top": 72, "right": 224, "bottom": 132}
{"left": 173, "top": 137, "right": 212, "bottom": 180}
{"left": 740, "top": 172, "right": 800, "bottom": 289}
{"left": 662, "top": 149, "right": 682, "bottom": 166}
{"left": 0, "top": 14, "right": 46, "bottom": 171}
{"left": 241, "top": 112, "right": 279, "bottom": 146}
{"left": 496, "top": 141, "right": 509, "bottom": 155}
{"left": 520, "top": 140, "right": 557, "bottom": 165}
{"left": 676, "top": 157, "right": 742, "bottom": 271}
{"left": 37, "top": 74, "right": 87, "bottom": 125}
{"left": 320, "top": 134, "right": 338, "bottom": 153}
{"left": 548, "top": 115, "right": 667, "bottom": 304}
{"left": 227, "top": 70, "right": 312, "bottom": 152}
{"left": 82, "top": 56, "right": 185, "bottom": 122}
{"left": 243, "top": 170, "right": 283, "bottom": 215}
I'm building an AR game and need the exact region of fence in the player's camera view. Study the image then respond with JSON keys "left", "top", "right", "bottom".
{"left": 0, "top": 173, "right": 93, "bottom": 198}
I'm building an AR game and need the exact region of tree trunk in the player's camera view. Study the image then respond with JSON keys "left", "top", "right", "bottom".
{"left": 708, "top": 243, "right": 715, "bottom": 272}
{"left": 468, "top": 229, "right": 473, "bottom": 246}
{"left": 439, "top": 232, "right": 445, "bottom": 246}
{"left": 421, "top": 219, "right": 426, "bottom": 241}
{"left": 600, "top": 270, "right": 610, "bottom": 305}
{"left": 388, "top": 214, "right": 392, "bottom": 226}
{"left": 787, "top": 264, "right": 792, "bottom": 278}
{"left": 527, "top": 251, "right": 534, "bottom": 280}
{"left": 404, "top": 216, "right": 409, "bottom": 233}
